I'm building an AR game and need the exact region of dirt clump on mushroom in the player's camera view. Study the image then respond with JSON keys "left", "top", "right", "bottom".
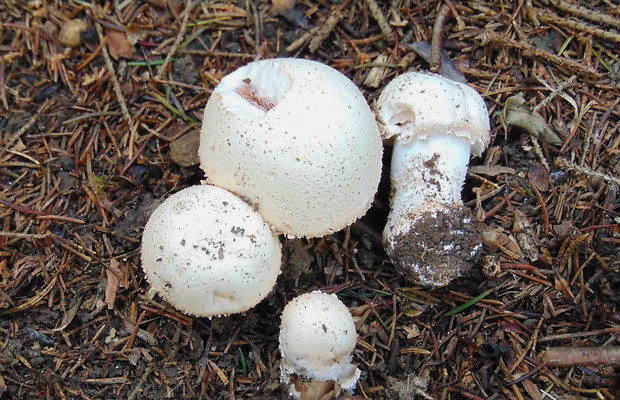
{"left": 387, "top": 207, "right": 482, "bottom": 287}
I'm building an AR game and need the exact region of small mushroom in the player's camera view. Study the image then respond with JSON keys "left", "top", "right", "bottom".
{"left": 375, "top": 72, "right": 491, "bottom": 287}
{"left": 279, "top": 291, "right": 360, "bottom": 399}
{"left": 199, "top": 58, "right": 383, "bottom": 238}
{"left": 141, "top": 185, "right": 281, "bottom": 317}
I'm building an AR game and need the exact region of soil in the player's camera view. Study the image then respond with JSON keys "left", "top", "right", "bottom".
{"left": 2, "top": 1, "right": 620, "bottom": 399}
{"left": 387, "top": 206, "right": 482, "bottom": 287}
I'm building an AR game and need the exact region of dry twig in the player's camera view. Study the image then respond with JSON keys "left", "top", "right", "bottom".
{"left": 364, "top": 0, "right": 393, "bottom": 43}
{"left": 538, "top": 9, "right": 620, "bottom": 45}
{"left": 429, "top": 3, "right": 452, "bottom": 73}
{"left": 549, "top": 0, "right": 620, "bottom": 29}
{"left": 542, "top": 346, "right": 620, "bottom": 367}
{"left": 94, "top": 23, "right": 133, "bottom": 128}
{"left": 155, "top": 0, "right": 194, "bottom": 80}
{"left": 480, "top": 31, "right": 601, "bottom": 77}
{"left": 557, "top": 158, "right": 620, "bottom": 186}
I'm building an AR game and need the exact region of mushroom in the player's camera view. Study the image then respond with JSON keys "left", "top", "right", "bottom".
{"left": 375, "top": 72, "right": 491, "bottom": 287}
{"left": 279, "top": 291, "right": 360, "bottom": 399}
{"left": 141, "top": 184, "right": 281, "bottom": 317}
{"left": 199, "top": 58, "right": 383, "bottom": 238}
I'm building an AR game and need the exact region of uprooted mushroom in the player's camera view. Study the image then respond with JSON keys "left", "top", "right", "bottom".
{"left": 375, "top": 71, "right": 491, "bottom": 287}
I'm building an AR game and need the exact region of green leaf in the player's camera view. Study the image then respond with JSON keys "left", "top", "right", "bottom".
{"left": 238, "top": 347, "right": 247, "bottom": 376}
{"left": 444, "top": 287, "right": 495, "bottom": 317}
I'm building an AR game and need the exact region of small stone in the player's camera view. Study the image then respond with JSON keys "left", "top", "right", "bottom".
{"left": 59, "top": 19, "right": 88, "bottom": 48}
{"left": 169, "top": 130, "right": 200, "bottom": 167}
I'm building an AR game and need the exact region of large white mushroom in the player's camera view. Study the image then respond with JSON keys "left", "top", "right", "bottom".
{"left": 141, "top": 185, "right": 281, "bottom": 317}
{"left": 199, "top": 58, "right": 383, "bottom": 238}
{"left": 375, "top": 72, "right": 491, "bottom": 287}
{"left": 279, "top": 291, "right": 360, "bottom": 399}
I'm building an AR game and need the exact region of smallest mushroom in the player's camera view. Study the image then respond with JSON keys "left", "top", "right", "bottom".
{"left": 376, "top": 71, "right": 491, "bottom": 287}
{"left": 279, "top": 291, "right": 360, "bottom": 399}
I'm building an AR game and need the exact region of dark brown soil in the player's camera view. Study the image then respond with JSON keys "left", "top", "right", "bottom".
{"left": 387, "top": 206, "right": 482, "bottom": 287}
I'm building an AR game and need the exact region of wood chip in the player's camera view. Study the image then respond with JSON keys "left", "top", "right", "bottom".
{"left": 105, "top": 259, "right": 124, "bottom": 310}
{"left": 468, "top": 165, "right": 516, "bottom": 176}
{"left": 107, "top": 30, "right": 135, "bottom": 59}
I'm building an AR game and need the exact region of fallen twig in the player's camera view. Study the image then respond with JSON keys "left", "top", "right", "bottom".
{"left": 557, "top": 157, "right": 620, "bottom": 186}
{"left": 550, "top": 0, "right": 620, "bottom": 30}
{"left": 429, "top": 3, "right": 452, "bottom": 73}
{"left": 156, "top": 0, "right": 194, "bottom": 79}
{"left": 538, "top": 9, "right": 620, "bottom": 45}
{"left": 309, "top": 10, "right": 344, "bottom": 53}
{"left": 94, "top": 22, "right": 133, "bottom": 128}
{"left": 542, "top": 346, "right": 620, "bottom": 367}
{"left": 364, "top": 0, "right": 393, "bottom": 43}
{"left": 480, "top": 31, "right": 601, "bottom": 78}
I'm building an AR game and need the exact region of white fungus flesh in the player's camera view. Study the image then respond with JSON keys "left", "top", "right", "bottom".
{"left": 279, "top": 291, "right": 360, "bottom": 399}
{"left": 376, "top": 72, "right": 491, "bottom": 287}
{"left": 199, "top": 58, "right": 383, "bottom": 238}
{"left": 141, "top": 185, "right": 281, "bottom": 317}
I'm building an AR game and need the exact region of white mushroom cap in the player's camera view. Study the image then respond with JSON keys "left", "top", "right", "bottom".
{"left": 279, "top": 291, "right": 360, "bottom": 398}
{"left": 199, "top": 58, "right": 383, "bottom": 238}
{"left": 140, "top": 185, "right": 281, "bottom": 317}
{"left": 376, "top": 71, "right": 490, "bottom": 157}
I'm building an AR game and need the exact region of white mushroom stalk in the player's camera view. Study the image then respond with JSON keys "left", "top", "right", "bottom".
{"left": 199, "top": 58, "right": 383, "bottom": 238}
{"left": 141, "top": 185, "right": 281, "bottom": 317}
{"left": 279, "top": 291, "right": 360, "bottom": 399}
{"left": 376, "top": 72, "right": 491, "bottom": 287}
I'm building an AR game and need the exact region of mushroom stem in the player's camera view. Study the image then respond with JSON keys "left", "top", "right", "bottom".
{"left": 388, "top": 133, "right": 471, "bottom": 216}
{"left": 384, "top": 134, "right": 481, "bottom": 287}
